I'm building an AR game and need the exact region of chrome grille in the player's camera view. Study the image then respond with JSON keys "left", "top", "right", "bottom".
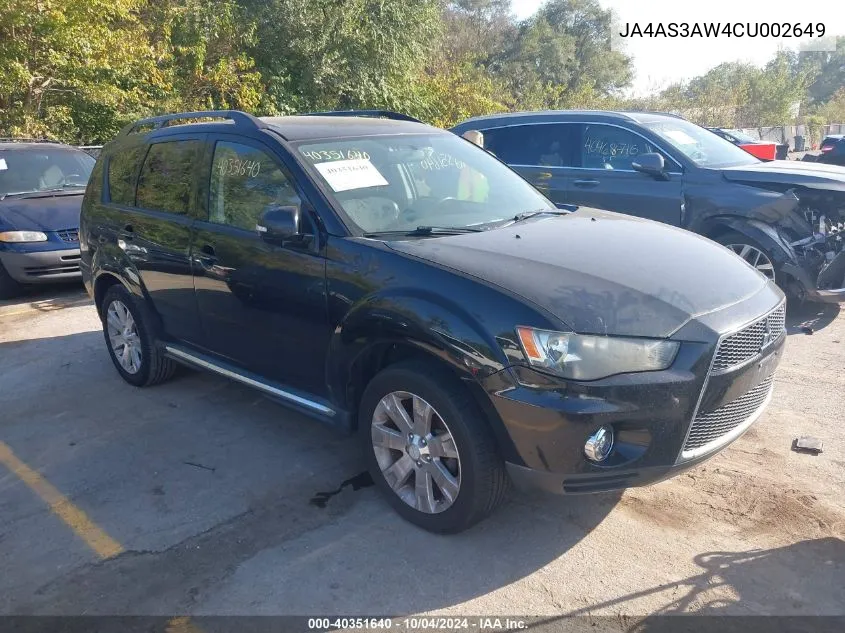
{"left": 712, "top": 303, "right": 785, "bottom": 372}
{"left": 683, "top": 373, "right": 774, "bottom": 455}
{"left": 56, "top": 228, "right": 79, "bottom": 243}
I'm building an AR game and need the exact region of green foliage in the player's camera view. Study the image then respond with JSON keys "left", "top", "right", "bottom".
{"left": 3, "top": 0, "right": 841, "bottom": 144}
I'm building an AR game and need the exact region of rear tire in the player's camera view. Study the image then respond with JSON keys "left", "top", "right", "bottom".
{"left": 101, "top": 284, "right": 176, "bottom": 387}
{"left": 359, "top": 360, "right": 509, "bottom": 533}
{"left": 0, "top": 261, "right": 23, "bottom": 299}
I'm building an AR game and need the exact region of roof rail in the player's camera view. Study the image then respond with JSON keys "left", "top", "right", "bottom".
{"left": 120, "top": 110, "right": 266, "bottom": 136}
{"left": 301, "top": 110, "right": 423, "bottom": 123}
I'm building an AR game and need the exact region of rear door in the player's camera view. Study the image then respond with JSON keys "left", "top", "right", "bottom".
{"left": 191, "top": 135, "right": 330, "bottom": 395}
{"left": 481, "top": 123, "right": 578, "bottom": 207}
{"left": 566, "top": 123, "right": 684, "bottom": 226}
{"left": 107, "top": 135, "right": 205, "bottom": 343}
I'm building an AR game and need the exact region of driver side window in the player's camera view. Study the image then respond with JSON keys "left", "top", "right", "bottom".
{"left": 209, "top": 141, "right": 301, "bottom": 232}
{"left": 580, "top": 124, "right": 663, "bottom": 171}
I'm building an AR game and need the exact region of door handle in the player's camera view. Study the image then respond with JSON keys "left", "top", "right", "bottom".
{"left": 197, "top": 244, "right": 218, "bottom": 270}
{"left": 573, "top": 179, "right": 600, "bottom": 188}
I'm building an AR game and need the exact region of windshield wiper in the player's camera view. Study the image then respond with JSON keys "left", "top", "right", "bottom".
{"left": 365, "top": 226, "right": 483, "bottom": 238}
{"left": 510, "top": 208, "right": 572, "bottom": 223}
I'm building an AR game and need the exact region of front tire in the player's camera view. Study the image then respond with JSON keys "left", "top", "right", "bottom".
{"left": 101, "top": 284, "right": 176, "bottom": 387}
{"left": 716, "top": 231, "right": 778, "bottom": 284}
{"left": 359, "top": 360, "right": 509, "bottom": 533}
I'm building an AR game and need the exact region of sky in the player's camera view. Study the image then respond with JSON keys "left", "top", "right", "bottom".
{"left": 510, "top": 0, "right": 845, "bottom": 96}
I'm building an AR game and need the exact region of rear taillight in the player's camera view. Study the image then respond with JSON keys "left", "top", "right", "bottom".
{"left": 821, "top": 145, "right": 834, "bottom": 152}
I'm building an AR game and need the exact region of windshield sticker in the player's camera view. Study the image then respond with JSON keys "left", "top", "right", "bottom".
{"left": 0, "top": 158, "right": 7, "bottom": 170}
{"left": 314, "top": 158, "right": 388, "bottom": 192}
{"left": 301, "top": 149, "right": 370, "bottom": 162}
{"left": 664, "top": 130, "right": 698, "bottom": 146}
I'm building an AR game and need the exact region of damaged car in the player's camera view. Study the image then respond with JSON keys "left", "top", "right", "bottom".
{"left": 452, "top": 111, "right": 845, "bottom": 302}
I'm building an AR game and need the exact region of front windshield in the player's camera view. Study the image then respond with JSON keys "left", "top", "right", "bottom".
{"left": 295, "top": 133, "right": 555, "bottom": 234}
{"left": 725, "top": 129, "right": 759, "bottom": 144}
{"left": 644, "top": 119, "right": 760, "bottom": 168}
{"left": 0, "top": 147, "right": 95, "bottom": 197}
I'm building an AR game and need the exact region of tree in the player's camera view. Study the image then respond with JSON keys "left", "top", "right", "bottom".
{"left": 0, "top": 0, "right": 153, "bottom": 142}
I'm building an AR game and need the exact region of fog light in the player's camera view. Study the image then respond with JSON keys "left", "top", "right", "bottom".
{"left": 584, "top": 426, "right": 614, "bottom": 462}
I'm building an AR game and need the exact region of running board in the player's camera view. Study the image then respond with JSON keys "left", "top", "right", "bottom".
{"left": 164, "top": 344, "right": 338, "bottom": 419}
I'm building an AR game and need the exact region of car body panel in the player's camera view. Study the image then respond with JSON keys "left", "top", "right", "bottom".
{"left": 386, "top": 209, "right": 768, "bottom": 338}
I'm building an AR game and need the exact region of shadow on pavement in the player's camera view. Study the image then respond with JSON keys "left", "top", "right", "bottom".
{"left": 0, "top": 331, "right": 621, "bottom": 615}
{"left": 0, "top": 282, "right": 89, "bottom": 314}
{"left": 786, "top": 300, "right": 840, "bottom": 335}
{"left": 541, "top": 537, "right": 845, "bottom": 625}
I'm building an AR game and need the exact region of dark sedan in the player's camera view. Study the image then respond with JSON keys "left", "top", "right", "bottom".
{"left": 452, "top": 111, "right": 845, "bottom": 303}
{"left": 0, "top": 141, "right": 94, "bottom": 297}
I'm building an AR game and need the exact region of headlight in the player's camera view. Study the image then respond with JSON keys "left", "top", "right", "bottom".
{"left": 0, "top": 230, "right": 48, "bottom": 243}
{"left": 515, "top": 326, "right": 679, "bottom": 380}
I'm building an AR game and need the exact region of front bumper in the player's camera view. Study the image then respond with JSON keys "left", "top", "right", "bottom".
{"left": 481, "top": 293, "right": 785, "bottom": 495}
{"left": 0, "top": 248, "right": 82, "bottom": 283}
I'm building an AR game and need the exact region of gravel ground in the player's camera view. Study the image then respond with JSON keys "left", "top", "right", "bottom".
{"left": 0, "top": 283, "right": 843, "bottom": 620}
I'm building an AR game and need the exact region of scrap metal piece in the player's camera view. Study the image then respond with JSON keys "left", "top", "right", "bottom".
{"left": 792, "top": 436, "right": 824, "bottom": 455}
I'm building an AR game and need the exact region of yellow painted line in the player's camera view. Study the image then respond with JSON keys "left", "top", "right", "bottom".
{"left": 0, "top": 440, "right": 124, "bottom": 559}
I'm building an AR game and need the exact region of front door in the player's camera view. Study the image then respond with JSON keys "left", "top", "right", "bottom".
{"left": 191, "top": 136, "right": 330, "bottom": 396}
{"left": 566, "top": 123, "right": 684, "bottom": 226}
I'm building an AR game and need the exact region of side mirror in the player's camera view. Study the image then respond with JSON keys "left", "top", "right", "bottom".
{"left": 257, "top": 205, "right": 301, "bottom": 243}
{"left": 631, "top": 153, "right": 668, "bottom": 180}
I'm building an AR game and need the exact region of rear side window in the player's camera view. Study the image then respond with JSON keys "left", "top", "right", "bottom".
{"left": 209, "top": 141, "right": 301, "bottom": 231}
{"left": 136, "top": 141, "right": 200, "bottom": 215}
{"left": 107, "top": 145, "right": 146, "bottom": 205}
{"left": 482, "top": 124, "right": 578, "bottom": 167}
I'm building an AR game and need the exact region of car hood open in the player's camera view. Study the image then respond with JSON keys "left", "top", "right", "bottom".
{"left": 0, "top": 192, "right": 83, "bottom": 232}
{"left": 386, "top": 209, "right": 768, "bottom": 338}
{"left": 721, "top": 160, "right": 845, "bottom": 191}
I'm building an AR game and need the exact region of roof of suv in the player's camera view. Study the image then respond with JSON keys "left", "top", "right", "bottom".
{"left": 452, "top": 110, "right": 685, "bottom": 129}
{"left": 259, "top": 115, "right": 440, "bottom": 141}
{"left": 114, "top": 112, "right": 441, "bottom": 145}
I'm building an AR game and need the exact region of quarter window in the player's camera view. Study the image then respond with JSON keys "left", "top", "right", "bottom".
{"left": 107, "top": 145, "right": 146, "bottom": 206}
{"left": 209, "top": 141, "right": 301, "bottom": 231}
{"left": 136, "top": 141, "right": 200, "bottom": 215}
{"left": 580, "top": 124, "right": 661, "bottom": 171}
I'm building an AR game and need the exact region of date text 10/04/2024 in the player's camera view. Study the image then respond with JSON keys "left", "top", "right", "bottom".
{"left": 307, "top": 617, "right": 528, "bottom": 630}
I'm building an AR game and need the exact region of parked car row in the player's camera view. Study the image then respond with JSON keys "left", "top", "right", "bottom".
{"left": 1, "top": 108, "right": 840, "bottom": 533}
{"left": 706, "top": 128, "right": 789, "bottom": 161}
{"left": 452, "top": 111, "right": 845, "bottom": 303}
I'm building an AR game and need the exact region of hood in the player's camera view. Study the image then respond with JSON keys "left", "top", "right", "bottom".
{"left": 0, "top": 193, "right": 83, "bottom": 231}
{"left": 387, "top": 209, "right": 769, "bottom": 338}
{"left": 721, "top": 160, "right": 845, "bottom": 191}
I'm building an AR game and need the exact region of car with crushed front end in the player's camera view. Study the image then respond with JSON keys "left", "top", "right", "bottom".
{"left": 452, "top": 111, "right": 845, "bottom": 303}
{"left": 80, "top": 110, "right": 786, "bottom": 533}
{"left": 0, "top": 139, "right": 94, "bottom": 297}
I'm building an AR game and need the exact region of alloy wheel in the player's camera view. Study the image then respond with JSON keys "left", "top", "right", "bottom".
{"left": 371, "top": 391, "right": 461, "bottom": 514}
{"left": 106, "top": 300, "right": 142, "bottom": 374}
{"left": 726, "top": 243, "right": 776, "bottom": 282}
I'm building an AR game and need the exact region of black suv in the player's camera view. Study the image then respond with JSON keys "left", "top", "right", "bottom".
{"left": 452, "top": 111, "right": 845, "bottom": 303}
{"left": 0, "top": 139, "right": 95, "bottom": 297}
{"left": 81, "top": 110, "right": 784, "bottom": 533}
{"left": 817, "top": 135, "right": 845, "bottom": 166}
